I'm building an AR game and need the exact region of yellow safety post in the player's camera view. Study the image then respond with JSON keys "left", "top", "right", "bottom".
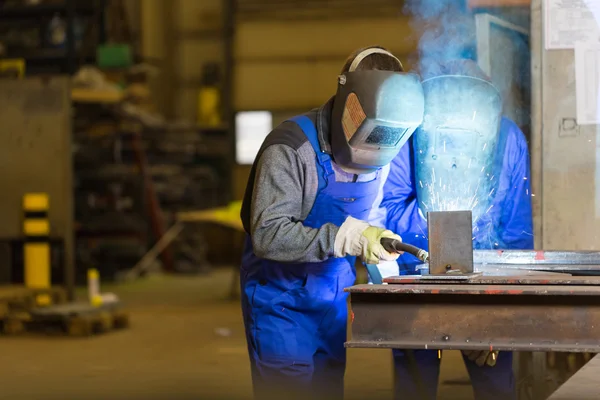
{"left": 87, "top": 268, "right": 103, "bottom": 307}
{"left": 22, "top": 193, "right": 51, "bottom": 306}
{"left": 197, "top": 86, "right": 221, "bottom": 127}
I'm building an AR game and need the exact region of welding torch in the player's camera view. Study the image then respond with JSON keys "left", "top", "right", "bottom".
{"left": 381, "top": 238, "right": 429, "bottom": 263}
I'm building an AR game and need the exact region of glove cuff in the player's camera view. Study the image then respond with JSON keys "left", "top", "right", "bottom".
{"left": 334, "top": 216, "right": 370, "bottom": 258}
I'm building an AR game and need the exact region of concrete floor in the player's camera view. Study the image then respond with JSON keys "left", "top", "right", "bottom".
{"left": 0, "top": 268, "right": 476, "bottom": 400}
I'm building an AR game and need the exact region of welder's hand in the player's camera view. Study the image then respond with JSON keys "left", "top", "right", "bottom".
{"left": 462, "top": 350, "right": 499, "bottom": 367}
{"left": 334, "top": 216, "right": 401, "bottom": 265}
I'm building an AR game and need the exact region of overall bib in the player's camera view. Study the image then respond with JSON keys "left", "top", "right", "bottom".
{"left": 240, "top": 115, "right": 382, "bottom": 399}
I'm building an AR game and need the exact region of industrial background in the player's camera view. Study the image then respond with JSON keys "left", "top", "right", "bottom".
{"left": 0, "top": 0, "right": 597, "bottom": 399}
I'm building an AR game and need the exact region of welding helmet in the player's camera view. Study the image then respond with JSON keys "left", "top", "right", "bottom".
{"left": 413, "top": 75, "right": 502, "bottom": 224}
{"left": 330, "top": 49, "right": 424, "bottom": 174}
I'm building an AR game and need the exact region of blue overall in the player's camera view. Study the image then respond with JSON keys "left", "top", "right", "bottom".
{"left": 382, "top": 118, "right": 531, "bottom": 400}
{"left": 240, "top": 115, "right": 382, "bottom": 399}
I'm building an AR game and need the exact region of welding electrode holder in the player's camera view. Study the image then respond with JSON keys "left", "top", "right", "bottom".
{"left": 381, "top": 238, "right": 429, "bottom": 263}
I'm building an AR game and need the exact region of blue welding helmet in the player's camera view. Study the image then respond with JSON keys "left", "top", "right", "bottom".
{"left": 413, "top": 75, "right": 502, "bottom": 224}
{"left": 331, "top": 70, "right": 425, "bottom": 174}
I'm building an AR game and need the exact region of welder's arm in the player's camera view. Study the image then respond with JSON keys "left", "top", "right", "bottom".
{"left": 498, "top": 125, "right": 534, "bottom": 250}
{"left": 250, "top": 145, "right": 399, "bottom": 264}
{"left": 250, "top": 145, "right": 336, "bottom": 263}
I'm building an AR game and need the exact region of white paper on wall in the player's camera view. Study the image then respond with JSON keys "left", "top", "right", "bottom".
{"left": 575, "top": 41, "right": 600, "bottom": 125}
{"left": 545, "top": 0, "right": 600, "bottom": 50}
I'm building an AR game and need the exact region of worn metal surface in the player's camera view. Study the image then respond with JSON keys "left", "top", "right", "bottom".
{"left": 349, "top": 283, "right": 600, "bottom": 296}
{"left": 346, "top": 284, "right": 600, "bottom": 352}
{"left": 384, "top": 275, "right": 600, "bottom": 286}
{"left": 427, "top": 211, "right": 474, "bottom": 274}
{"left": 415, "top": 272, "right": 482, "bottom": 281}
{"left": 412, "top": 250, "right": 600, "bottom": 275}
{"left": 474, "top": 250, "right": 600, "bottom": 265}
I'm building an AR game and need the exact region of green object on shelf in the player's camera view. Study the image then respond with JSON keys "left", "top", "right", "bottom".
{"left": 96, "top": 44, "right": 132, "bottom": 69}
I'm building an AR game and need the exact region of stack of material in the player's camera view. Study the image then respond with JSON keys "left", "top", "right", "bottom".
{"left": 72, "top": 66, "right": 231, "bottom": 280}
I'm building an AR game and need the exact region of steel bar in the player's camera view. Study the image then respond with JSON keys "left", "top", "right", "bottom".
{"left": 474, "top": 250, "right": 600, "bottom": 265}
{"left": 384, "top": 275, "right": 600, "bottom": 286}
{"left": 346, "top": 283, "right": 600, "bottom": 353}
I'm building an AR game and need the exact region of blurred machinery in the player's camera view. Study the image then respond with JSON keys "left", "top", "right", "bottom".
{"left": 0, "top": 0, "right": 108, "bottom": 75}
{"left": 73, "top": 100, "right": 230, "bottom": 282}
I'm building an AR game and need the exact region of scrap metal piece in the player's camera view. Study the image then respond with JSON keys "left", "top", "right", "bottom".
{"left": 427, "top": 210, "right": 474, "bottom": 275}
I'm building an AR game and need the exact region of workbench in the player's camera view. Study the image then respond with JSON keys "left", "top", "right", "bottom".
{"left": 346, "top": 249, "right": 600, "bottom": 400}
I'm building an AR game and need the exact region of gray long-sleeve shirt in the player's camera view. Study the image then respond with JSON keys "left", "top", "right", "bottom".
{"left": 240, "top": 97, "right": 389, "bottom": 263}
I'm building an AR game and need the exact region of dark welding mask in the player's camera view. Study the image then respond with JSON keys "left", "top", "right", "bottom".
{"left": 413, "top": 75, "right": 502, "bottom": 224}
{"left": 330, "top": 51, "right": 424, "bottom": 174}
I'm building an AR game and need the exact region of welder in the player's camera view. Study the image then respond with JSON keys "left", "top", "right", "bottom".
{"left": 239, "top": 46, "right": 425, "bottom": 399}
{"left": 380, "top": 59, "right": 533, "bottom": 400}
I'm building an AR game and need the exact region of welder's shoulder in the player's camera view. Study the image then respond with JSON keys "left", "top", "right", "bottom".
{"left": 256, "top": 117, "right": 318, "bottom": 166}
{"left": 261, "top": 115, "right": 318, "bottom": 151}
{"left": 500, "top": 117, "right": 528, "bottom": 149}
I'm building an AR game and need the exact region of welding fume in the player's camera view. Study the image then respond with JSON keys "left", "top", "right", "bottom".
{"left": 378, "top": 59, "right": 534, "bottom": 400}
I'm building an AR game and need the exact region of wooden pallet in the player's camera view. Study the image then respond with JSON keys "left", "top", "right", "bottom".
{"left": 0, "top": 285, "right": 67, "bottom": 320}
{"left": 2, "top": 301, "right": 129, "bottom": 337}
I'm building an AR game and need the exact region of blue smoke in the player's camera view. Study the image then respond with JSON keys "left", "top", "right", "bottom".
{"left": 403, "top": 0, "right": 475, "bottom": 80}
{"left": 402, "top": 0, "right": 525, "bottom": 251}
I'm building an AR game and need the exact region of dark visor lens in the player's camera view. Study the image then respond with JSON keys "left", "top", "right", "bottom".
{"left": 365, "top": 126, "right": 409, "bottom": 147}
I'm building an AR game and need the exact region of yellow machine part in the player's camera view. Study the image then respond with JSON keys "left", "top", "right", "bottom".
{"left": 0, "top": 59, "right": 25, "bottom": 78}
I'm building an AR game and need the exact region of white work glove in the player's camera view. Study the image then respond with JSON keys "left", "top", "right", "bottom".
{"left": 462, "top": 350, "right": 499, "bottom": 367}
{"left": 334, "top": 216, "right": 402, "bottom": 265}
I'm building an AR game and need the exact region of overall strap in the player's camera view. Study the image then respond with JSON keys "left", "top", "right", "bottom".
{"left": 288, "top": 115, "right": 334, "bottom": 175}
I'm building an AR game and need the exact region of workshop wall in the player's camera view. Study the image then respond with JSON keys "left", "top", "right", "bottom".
{"left": 530, "top": 0, "right": 600, "bottom": 250}
{"left": 136, "top": 1, "right": 420, "bottom": 200}
{"left": 137, "top": 0, "right": 224, "bottom": 120}
{"left": 232, "top": 9, "right": 418, "bottom": 199}
{"left": 234, "top": 17, "right": 417, "bottom": 111}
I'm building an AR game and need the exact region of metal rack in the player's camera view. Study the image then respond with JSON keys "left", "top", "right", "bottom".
{"left": 0, "top": 0, "right": 107, "bottom": 74}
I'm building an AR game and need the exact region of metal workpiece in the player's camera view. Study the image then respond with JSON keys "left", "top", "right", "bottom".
{"left": 383, "top": 274, "right": 600, "bottom": 286}
{"left": 474, "top": 250, "right": 600, "bottom": 267}
{"left": 427, "top": 210, "right": 474, "bottom": 275}
{"left": 345, "top": 282, "right": 600, "bottom": 352}
{"left": 470, "top": 250, "right": 600, "bottom": 275}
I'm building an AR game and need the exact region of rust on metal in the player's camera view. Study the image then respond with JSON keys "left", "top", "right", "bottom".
{"left": 346, "top": 283, "right": 600, "bottom": 352}
{"left": 473, "top": 250, "right": 600, "bottom": 266}
{"left": 347, "top": 283, "right": 600, "bottom": 296}
{"left": 383, "top": 275, "right": 600, "bottom": 286}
